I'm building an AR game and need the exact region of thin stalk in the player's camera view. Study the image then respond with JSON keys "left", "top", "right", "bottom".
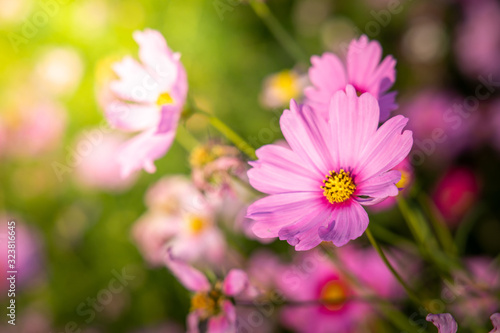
{"left": 365, "top": 227, "right": 426, "bottom": 310}
{"left": 249, "top": 1, "right": 308, "bottom": 63}
{"left": 175, "top": 124, "right": 199, "bottom": 151}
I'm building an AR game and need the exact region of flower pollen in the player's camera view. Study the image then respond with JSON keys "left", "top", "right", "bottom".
{"left": 190, "top": 285, "right": 223, "bottom": 319}
{"left": 320, "top": 280, "right": 348, "bottom": 311}
{"left": 321, "top": 169, "right": 356, "bottom": 204}
{"left": 156, "top": 92, "right": 174, "bottom": 106}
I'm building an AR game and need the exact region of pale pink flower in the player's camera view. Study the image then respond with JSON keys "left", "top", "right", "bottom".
{"left": 305, "top": 35, "right": 397, "bottom": 121}
{"left": 448, "top": 257, "right": 499, "bottom": 324}
{"left": 259, "top": 69, "right": 308, "bottom": 109}
{"left": 190, "top": 142, "right": 246, "bottom": 196}
{"left": 104, "top": 29, "right": 188, "bottom": 177}
{"left": 75, "top": 131, "right": 138, "bottom": 192}
{"left": 164, "top": 249, "right": 250, "bottom": 333}
{"left": 0, "top": 101, "right": 66, "bottom": 158}
{"left": 132, "top": 176, "right": 226, "bottom": 267}
{"left": 276, "top": 247, "right": 403, "bottom": 333}
{"left": 432, "top": 167, "right": 480, "bottom": 227}
{"left": 247, "top": 86, "right": 412, "bottom": 250}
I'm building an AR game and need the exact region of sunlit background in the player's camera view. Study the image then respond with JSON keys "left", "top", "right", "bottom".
{"left": 1, "top": 0, "right": 500, "bottom": 332}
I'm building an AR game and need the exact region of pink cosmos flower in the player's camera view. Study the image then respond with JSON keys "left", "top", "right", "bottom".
{"left": 164, "top": 249, "right": 250, "bottom": 333}
{"left": 432, "top": 167, "right": 480, "bottom": 227}
{"left": 276, "top": 247, "right": 403, "bottom": 333}
{"left": 305, "top": 35, "right": 397, "bottom": 122}
{"left": 104, "top": 29, "right": 188, "bottom": 177}
{"left": 426, "top": 313, "right": 458, "bottom": 333}
{"left": 448, "top": 257, "right": 499, "bottom": 324}
{"left": 132, "top": 176, "right": 226, "bottom": 267}
{"left": 246, "top": 85, "right": 413, "bottom": 250}
{"left": 74, "top": 131, "right": 138, "bottom": 192}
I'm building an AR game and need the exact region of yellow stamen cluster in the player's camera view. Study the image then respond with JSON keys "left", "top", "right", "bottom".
{"left": 156, "top": 92, "right": 174, "bottom": 106}
{"left": 320, "top": 280, "right": 348, "bottom": 311}
{"left": 321, "top": 169, "right": 356, "bottom": 204}
{"left": 396, "top": 169, "right": 410, "bottom": 189}
{"left": 188, "top": 215, "right": 206, "bottom": 234}
{"left": 190, "top": 285, "right": 223, "bottom": 319}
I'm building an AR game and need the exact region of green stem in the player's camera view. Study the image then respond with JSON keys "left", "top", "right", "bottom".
{"left": 417, "top": 194, "right": 457, "bottom": 256}
{"left": 249, "top": 1, "right": 308, "bottom": 63}
{"left": 365, "top": 227, "right": 425, "bottom": 310}
{"left": 175, "top": 125, "right": 199, "bottom": 152}
{"left": 195, "top": 110, "right": 257, "bottom": 160}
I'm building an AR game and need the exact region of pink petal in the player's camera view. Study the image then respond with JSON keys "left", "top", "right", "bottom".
{"left": 117, "top": 104, "right": 181, "bottom": 177}
{"left": 426, "top": 313, "right": 458, "bottom": 333}
{"left": 247, "top": 192, "right": 324, "bottom": 238}
{"left": 207, "top": 301, "right": 236, "bottom": 333}
{"left": 491, "top": 313, "right": 500, "bottom": 333}
{"left": 133, "top": 29, "right": 179, "bottom": 92}
{"left": 223, "top": 269, "right": 249, "bottom": 296}
{"left": 328, "top": 85, "right": 380, "bottom": 170}
{"left": 105, "top": 100, "right": 159, "bottom": 132}
{"left": 318, "top": 201, "right": 369, "bottom": 247}
{"left": 280, "top": 100, "right": 335, "bottom": 175}
{"left": 111, "top": 56, "right": 159, "bottom": 104}
{"left": 378, "top": 90, "right": 398, "bottom": 122}
{"left": 280, "top": 205, "right": 334, "bottom": 251}
{"left": 356, "top": 170, "right": 401, "bottom": 202}
{"left": 355, "top": 115, "right": 413, "bottom": 183}
{"left": 305, "top": 52, "right": 348, "bottom": 115}
{"left": 346, "top": 35, "right": 397, "bottom": 120}
{"left": 164, "top": 248, "right": 211, "bottom": 292}
{"left": 248, "top": 144, "right": 319, "bottom": 195}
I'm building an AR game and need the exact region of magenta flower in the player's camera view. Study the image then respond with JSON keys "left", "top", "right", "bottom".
{"left": 426, "top": 313, "right": 458, "bottom": 333}
{"left": 164, "top": 249, "right": 250, "bottom": 333}
{"left": 246, "top": 85, "right": 412, "bottom": 250}
{"left": 305, "top": 35, "right": 397, "bottom": 122}
{"left": 104, "top": 29, "right": 188, "bottom": 177}
{"left": 276, "top": 247, "right": 403, "bottom": 333}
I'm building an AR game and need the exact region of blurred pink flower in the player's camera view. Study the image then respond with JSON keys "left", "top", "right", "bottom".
{"left": 370, "top": 158, "right": 413, "bottom": 212}
{"left": 247, "top": 86, "right": 412, "bottom": 250}
{"left": 432, "top": 167, "right": 480, "bottom": 227}
{"left": 259, "top": 69, "right": 308, "bottom": 109}
{"left": 276, "top": 247, "right": 403, "bottom": 333}
{"left": 426, "top": 313, "right": 458, "bottom": 333}
{"left": 448, "top": 257, "right": 499, "bottom": 324}
{"left": 75, "top": 131, "right": 138, "bottom": 192}
{"left": 455, "top": 0, "right": 500, "bottom": 78}
{"left": 104, "top": 29, "right": 188, "bottom": 177}
{"left": 491, "top": 313, "right": 500, "bottom": 333}
{"left": 401, "top": 90, "right": 476, "bottom": 166}
{"left": 190, "top": 142, "right": 246, "bottom": 196}
{"left": 0, "top": 218, "right": 44, "bottom": 294}
{"left": 165, "top": 249, "right": 251, "bottom": 333}
{"left": 305, "top": 35, "right": 397, "bottom": 122}
{"left": 0, "top": 101, "right": 66, "bottom": 158}
{"left": 132, "top": 176, "right": 226, "bottom": 267}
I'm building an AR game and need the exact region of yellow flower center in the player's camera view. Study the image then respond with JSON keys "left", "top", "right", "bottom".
{"left": 270, "top": 70, "right": 300, "bottom": 100}
{"left": 321, "top": 169, "right": 356, "bottom": 204}
{"left": 189, "top": 145, "right": 215, "bottom": 168}
{"left": 188, "top": 215, "right": 206, "bottom": 234}
{"left": 396, "top": 169, "right": 410, "bottom": 189}
{"left": 156, "top": 92, "right": 174, "bottom": 106}
{"left": 320, "top": 280, "right": 348, "bottom": 311}
{"left": 190, "top": 285, "right": 223, "bottom": 319}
